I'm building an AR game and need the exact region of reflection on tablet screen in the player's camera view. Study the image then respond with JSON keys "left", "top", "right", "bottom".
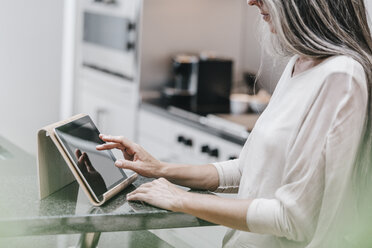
{"left": 55, "top": 117, "right": 127, "bottom": 201}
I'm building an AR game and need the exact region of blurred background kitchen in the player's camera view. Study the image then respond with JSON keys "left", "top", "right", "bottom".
{"left": 1, "top": 0, "right": 372, "bottom": 247}
{"left": 0, "top": 0, "right": 283, "bottom": 155}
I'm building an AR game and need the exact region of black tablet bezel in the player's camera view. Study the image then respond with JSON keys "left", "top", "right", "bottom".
{"left": 54, "top": 115, "right": 127, "bottom": 202}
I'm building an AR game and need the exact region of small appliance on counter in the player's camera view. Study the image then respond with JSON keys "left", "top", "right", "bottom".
{"left": 163, "top": 55, "right": 199, "bottom": 106}
{"left": 162, "top": 53, "right": 233, "bottom": 115}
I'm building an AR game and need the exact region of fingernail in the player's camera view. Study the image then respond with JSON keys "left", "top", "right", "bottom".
{"left": 115, "top": 160, "right": 123, "bottom": 166}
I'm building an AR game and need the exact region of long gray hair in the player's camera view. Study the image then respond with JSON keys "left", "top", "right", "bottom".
{"left": 263, "top": 0, "right": 372, "bottom": 200}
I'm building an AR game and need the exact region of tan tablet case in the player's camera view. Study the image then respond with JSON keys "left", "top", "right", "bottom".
{"left": 37, "top": 114, "right": 138, "bottom": 206}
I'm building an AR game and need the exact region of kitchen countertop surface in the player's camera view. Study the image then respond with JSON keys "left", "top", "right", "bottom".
{"left": 141, "top": 96, "right": 260, "bottom": 146}
{"left": 0, "top": 136, "right": 214, "bottom": 238}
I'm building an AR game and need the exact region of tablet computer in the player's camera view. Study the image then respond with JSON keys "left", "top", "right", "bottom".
{"left": 54, "top": 115, "right": 136, "bottom": 203}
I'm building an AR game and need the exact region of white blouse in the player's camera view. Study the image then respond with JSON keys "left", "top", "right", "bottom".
{"left": 213, "top": 55, "right": 368, "bottom": 248}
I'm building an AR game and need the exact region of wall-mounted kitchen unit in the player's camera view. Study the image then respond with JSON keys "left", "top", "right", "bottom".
{"left": 73, "top": 0, "right": 142, "bottom": 141}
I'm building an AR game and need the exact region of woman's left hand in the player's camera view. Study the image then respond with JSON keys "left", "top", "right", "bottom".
{"left": 128, "top": 178, "right": 252, "bottom": 232}
{"left": 127, "top": 178, "right": 187, "bottom": 212}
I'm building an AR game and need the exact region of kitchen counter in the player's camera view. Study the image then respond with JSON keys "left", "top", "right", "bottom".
{"left": 141, "top": 97, "right": 259, "bottom": 146}
{"left": 0, "top": 136, "right": 214, "bottom": 244}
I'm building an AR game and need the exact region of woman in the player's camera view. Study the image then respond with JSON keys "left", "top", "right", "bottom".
{"left": 97, "top": 0, "right": 372, "bottom": 247}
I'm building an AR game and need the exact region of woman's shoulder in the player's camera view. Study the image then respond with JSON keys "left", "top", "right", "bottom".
{"left": 321, "top": 55, "right": 365, "bottom": 77}
{"left": 319, "top": 55, "right": 367, "bottom": 92}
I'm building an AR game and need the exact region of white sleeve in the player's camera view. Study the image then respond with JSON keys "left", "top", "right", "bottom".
{"left": 212, "top": 159, "right": 241, "bottom": 193}
{"left": 246, "top": 72, "right": 368, "bottom": 242}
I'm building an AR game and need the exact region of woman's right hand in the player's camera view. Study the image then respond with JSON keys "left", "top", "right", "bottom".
{"left": 96, "top": 134, "right": 164, "bottom": 178}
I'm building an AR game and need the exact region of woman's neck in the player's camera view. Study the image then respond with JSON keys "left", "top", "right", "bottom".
{"left": 292, "top": 56, "right": 325, "bottom": 77}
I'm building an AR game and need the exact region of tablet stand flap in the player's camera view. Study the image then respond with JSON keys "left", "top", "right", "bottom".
{"left": 37, "top": 114, "right": 87, "bottom": 200}
{"left": 37, "top": 129, "right": 75, "bottom": 199}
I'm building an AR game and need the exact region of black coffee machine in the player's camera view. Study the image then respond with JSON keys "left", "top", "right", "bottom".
{"left": 163, "top": 54, "right": 233, "bottom": 114}
{"left": 163, "top": 55, "right": 199, "bottom": 100}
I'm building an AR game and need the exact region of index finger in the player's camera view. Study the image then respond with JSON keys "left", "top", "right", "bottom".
{"left": 99, "top": 134, "right": 136, "bottom": 150}
{"left": 83, "top": 153, "right": 96, "bottom": 173}
{"left": 96, "top": 142, "right": 125, "bottom": 151}
{"left": 75, "top": 149, "right": 82, "bottom": 160}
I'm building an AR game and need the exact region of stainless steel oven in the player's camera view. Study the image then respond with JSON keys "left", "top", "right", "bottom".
{"left": 81, "top": 0, "right": 141, "bottom": 81}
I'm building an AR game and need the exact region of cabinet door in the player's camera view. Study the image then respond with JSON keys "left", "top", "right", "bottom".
{"left": 151, "top": 226, "right": 228, "bottom": 248}
{"left": 76, "top": 69, "right": 138, "bottom": 141}
{"left": 138, "top": 109, "right": 175, "bottom": 160}
{"left": 79, "top": 90, "right": 134, "bottom": 138}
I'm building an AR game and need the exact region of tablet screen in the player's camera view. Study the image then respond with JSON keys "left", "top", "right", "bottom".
{"left": 55, "top": 116, "right": 127, "bottom": 201}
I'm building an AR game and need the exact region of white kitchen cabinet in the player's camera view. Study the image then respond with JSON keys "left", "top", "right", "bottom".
{"left": 139, "top": 107, "right": 243, "bottom": 248}
{"left": 76, "top": 67, "right": 139, "bottom": 141}
{"left": 151, "top": 226, "right": 228, "bottom": 248}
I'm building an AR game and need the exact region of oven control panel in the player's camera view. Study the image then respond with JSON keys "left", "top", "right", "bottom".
{"left": 138, "top": 109, "right": 242, "bottom": 165}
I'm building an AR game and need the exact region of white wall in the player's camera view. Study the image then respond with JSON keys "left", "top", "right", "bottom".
{"left": 0, "top": 1, "right": 63, "bottom": 155}
{"left": 139, "top": 0, "right": 252, "bottom": 91}
{"left": 139, "top": 0, "right": 285, "bottom": 93}
{"left": 241, "top": 5, "right": 261, "bottom": 75}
